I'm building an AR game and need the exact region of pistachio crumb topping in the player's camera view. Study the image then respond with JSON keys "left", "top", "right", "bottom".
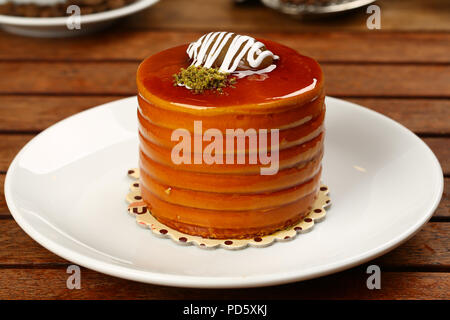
{"left": 173, "top": 66, "right": 236, "bottom": 94}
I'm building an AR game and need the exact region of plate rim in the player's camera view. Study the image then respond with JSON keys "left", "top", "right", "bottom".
{"left": 4, "top": 96, "right": 444, "bottom": 288}
{"left": 261, "top": 0, "right": 377, "bottom": 15}
{"left": 0, "top": 0, "right": 159, "bottom": 26}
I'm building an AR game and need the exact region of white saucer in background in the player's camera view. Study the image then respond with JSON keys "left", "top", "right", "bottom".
{"left": 0, "top": 0, "right": 159, "bottom": 37}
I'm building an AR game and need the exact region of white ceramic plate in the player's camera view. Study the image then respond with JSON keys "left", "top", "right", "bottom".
{"left": 5, "top": 96, "right": 443, "bottom": 288}
{"left": 0, "top": 0, "right": 159, "bottom": 37}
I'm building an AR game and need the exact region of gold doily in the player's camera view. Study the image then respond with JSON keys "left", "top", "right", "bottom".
{"left": 126, "top": 168, "right": 331, "bottom": 250}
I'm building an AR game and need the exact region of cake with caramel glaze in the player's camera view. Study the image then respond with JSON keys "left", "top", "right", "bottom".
{"left": 136, "top": 32, "right": 325, "bottom": 239}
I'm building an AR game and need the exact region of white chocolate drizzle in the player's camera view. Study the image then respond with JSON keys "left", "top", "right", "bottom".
{"left": 187, "top": 32, "right": 279, "bottom": 79}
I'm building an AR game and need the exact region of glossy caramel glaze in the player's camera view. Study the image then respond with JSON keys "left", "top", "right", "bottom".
{"left": 136, "top": 39, "right": 325, "bottom": 239}
{"left": 137, "top": 40, "right": 324, "bottom": 109}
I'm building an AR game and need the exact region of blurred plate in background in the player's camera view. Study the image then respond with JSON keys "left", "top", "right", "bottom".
{"left": 261, "top": 0, "right": 377, "bottom": 16}
{"left": 0, "top": 0, "right": 158, "bottom": 37}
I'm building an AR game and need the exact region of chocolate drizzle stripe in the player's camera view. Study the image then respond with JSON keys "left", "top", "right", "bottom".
{"left": 187, "top": 32, "right": 279, "bottom": 77}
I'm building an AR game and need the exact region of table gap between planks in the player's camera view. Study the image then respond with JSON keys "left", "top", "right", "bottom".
{"left": 0, "top": 0, "right": 449, "bottom": 299}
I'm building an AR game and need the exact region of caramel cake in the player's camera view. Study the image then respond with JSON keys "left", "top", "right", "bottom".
{"left": 136, "top": 32, "right": 325, "bottom": 239}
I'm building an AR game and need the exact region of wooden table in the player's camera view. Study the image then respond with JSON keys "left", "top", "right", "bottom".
{"left": 0, "top": 0, "right": 449, "bottom": 300}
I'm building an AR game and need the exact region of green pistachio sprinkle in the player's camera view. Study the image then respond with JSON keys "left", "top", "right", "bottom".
{"left": 173, "top": 66, "right": 237, "bottom": 94}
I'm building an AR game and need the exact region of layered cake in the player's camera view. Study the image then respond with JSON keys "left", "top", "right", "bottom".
{"left": 136, "top": 32, "right": 325, "bottom": 239}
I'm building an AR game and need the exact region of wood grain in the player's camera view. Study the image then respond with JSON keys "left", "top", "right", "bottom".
{"left": 0, "top": 0, "right": 448, "bottom": 300}
{"left": 437, "top": 178, "right": 450, "bottom": 218}
{"left": 0, "top": 96, "right": 119, "bottom": 132}
{"left": 0, "top": 220, "right": 67, "bottom": 265}
{"left": 0, "top": 268, "right": 448, "bottom": 299}
{"left": 323, "top": 64, "right": 450, "bottom": 98}
{"left": 0, "top": 31, "right": 448, "bottom": 63}
{"left": 123, "top": 0, "right": 450, "bottom": 32}
{"left": 0, "top": 219, "right": 448, "bottom": 268}
{"left": 1, "top": 96, "right": 448, "bottom": 134}
{"left": 347, "top": 98, "right": 450, "bottom": 135}
{"left": 0, "top": 175, "right": 5, "bottom": 214}
{"left": 423, "top": 138, "right": 450, "bottom": 175}
{"left": 374, "top": 222, "right": 450, "bottom": 268}
{"left": 0, "top": 62, "right": 449, "bottom": 97}
{"left": 0, "top": 135, "right": 33, "bottom": 172}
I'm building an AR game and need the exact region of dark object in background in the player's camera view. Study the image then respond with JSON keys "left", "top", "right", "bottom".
{"left": 0, "top": 0, "right": 136, "bottom": 17}
{"left": 262, "top": 0, "right": 377, "bottom": 15}
{"left": 280, "top": 0, "right": 337, "bottom": 3}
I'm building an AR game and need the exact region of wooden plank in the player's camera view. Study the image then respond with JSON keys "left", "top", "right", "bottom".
{"left": 0, "top": 135, "right": 33, "bottom": 172}
{"left": 346, "top": 98, "right": 450, "bottom": 135}
{"left": 374, "top": 222, "right": 450, "bottom": 268}
{"left": 0, "top": 62, "right": 138, "bottom": 96}
{"left": 0, "top": 96, "right": 119, "bottom": 132}
{"left": 0, "top": 31, "right": 449, "bottom": 63}
{"left": 1, "top": 96, "right": 448, "bottom": 134}
{"left": 423, "top": 138, "right": 450, "bottom": 175}
{"left": 0, "top": 268, "right": 448, "bottom": 299}
{"left": 0, "top": 174, "right": 5, "bottom": 214}
{"left": 322, "top": 64, "right": 450, "bottom": 98}
{"left": 0, "top": 62, "right": 449, "bottom": 97}
{"left": 122, "top": 0, "right": 450, "bottom": 32}
{"left": 435, "top": 177, "right": 450, "bottom": 219}
{"left": 273, "top": 32, "right": 450, "bottom": 64}
{"left": 0, "top": 219, "right": 447, "bottom": 267}
{"left": 0, "top": 219, "right": 67, "bottom": 265}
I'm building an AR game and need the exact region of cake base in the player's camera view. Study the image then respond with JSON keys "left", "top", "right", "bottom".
{"left": 126, "top": 168, "right": 331, "bottom": 250}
